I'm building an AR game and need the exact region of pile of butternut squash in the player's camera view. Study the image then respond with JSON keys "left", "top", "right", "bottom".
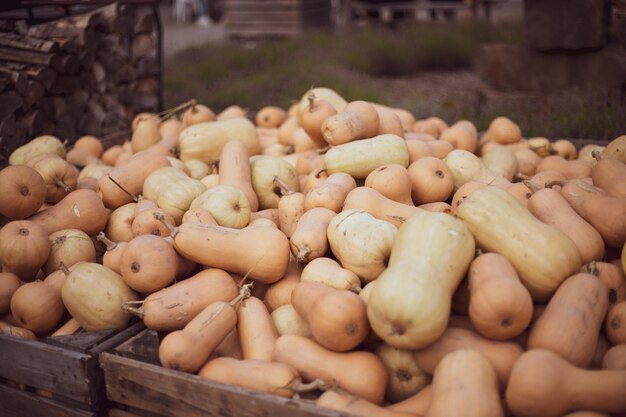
{"left": 1, "top": 88, "right": 626, "bottom": 417}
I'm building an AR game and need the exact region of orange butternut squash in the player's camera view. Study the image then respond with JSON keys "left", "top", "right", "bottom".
{"left": 120, "top": 235, "right": 179, "bottom": 293}
{"left": 11, "top": 278, "right": 65, "bottom": 335}
{"left": 97, "top": 233, "right": 127, "bottom": 274}
{"left": 0, "top": 220, "right": 49, "bottom": 282}
{"left": 376, "top": 343, "right": 429, "bottom": 403}
{"left": 468, "top": 253, "right": 533, "bottom": 340}
{"left": 44, "top": 228, "right": 97, "bottom": 275}
{"left": 603, "top": 344, "right": 626, "bottom": 370}
{"left": 29, "top": 189, "right": 109, "bottom": 235}
{"left": 407, "top": 157, "right": 454, "bottom": 205}
{"left": 591, "top": 154, "right": 626, "bottom": 198}
{"left": 263, "top": 259, "right": 301, "bottom": 312}
{"left": 270, "top": 304, "right": 311, "bottom": 338}
{"left": 289, "top": 207, "right": 335, "bottom": 263}
{"left": 321, "top": 100, "right": 379, "bottom": 146}
{"left": 301, "top": 257, "right": 361, "bottom": 292}
{"left": 26, "top": 154, "right": 77, "bottom": 203}
{"left": 386, "top": 384, "right": 432, "bottom": 415}
{"left": 317, "top": 390, "right": 415, "bottom": 417}
{"left": 292, "top": 282, "right": 368, "bottom": 351}
{"left": 343, "top": 187, "right": 421, "bottom": 228}
{"left": 528, "top": 273, "right": 609, "bottom": 367}
{"left": 0, "top": 272, "right": 20, "bottom": 314}
{"left": 0, "top": 165, "right": 46, "bottom": 219}
{"left": 219, "top": 139, "right": 259, "bottom": 212}
{"left": 439, "top": 127, "right": 477, "bottom": 153}
{"left": 484, "top": 116, "right": 521, "bottom": 145}
{"left": 255, "top": 106, "right": 287, "bottom": 128}
{"left": 528, "top": 187, "right": 605, "bottom": 264}
{"left": 273, "top": 334, "right": 388, "bottom": 404}
{"left": 605, "top": 301, "right": 626, "bottom": 345}
{"left": 413, "top": 327, "right": 523, "bottom": 387}
{"left": 601, "top": 135, "right": 626, "bottom": 163}
{"left": 365, "top": 164, "right": 413, "bottom": 205}
{"left": 105, "top": 202, "right": 137, "bottom": 242}
{"left": 299, "top": 93, "right": 337, "bottom": 148}
{"left": 426, "top": 349, "right": 503, "bottom": 417}
{"left": 182, "top": 104, "right": 216, "bottom": 126}
{"left": 506, "top": 349, "right": 626, "bottom": 417}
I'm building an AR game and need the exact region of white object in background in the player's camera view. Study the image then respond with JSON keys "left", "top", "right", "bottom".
{"left": 173, "top": 0, "right": 201, "bottom": 24}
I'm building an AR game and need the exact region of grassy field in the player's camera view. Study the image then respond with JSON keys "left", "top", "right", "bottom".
{"left": 163, "top": 20, "right": 624, "bottom": 140}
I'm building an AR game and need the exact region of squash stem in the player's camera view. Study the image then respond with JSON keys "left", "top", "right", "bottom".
{"left": 107, "top": 175, "right": 139, "bottom": 202}
{"left": 545, "top": 180, "right": 565, "bottom": 189}
{"left": 350, "top": 285, "right": 362, "bottom": 294}
{"left": 96, "top": 232, "right": 117, "bottom": 251}
{"left": 296, "top": 246, "right": 310, "bottom": 264}
{"left": 306, "top": 91, "right": 316, "bottom": 111}
{"left": 156, "top": 99, "right": 197, "bottom": 122}
{"left": 586, "top": 261, "right": 599, "bottom": 277}
{"left": 272, "top": 176, "right": 294, "bottom": 196}
{"left": 52, "top": 318, "right": 81, "bottom": 337}
{"left": 121, "top": 303, "right": 145, "bottom": 319}
{"left": 315, "top": 146, "right": 330, "bottom": 155}
{"left": 591, "top": 150, "right": 602, "bottom": 161}
{"left": 515, "top": 173, "right": 530, "bottom": 182}
{"left": 153, "top": 212, "right": 179, "bottom": 237}
{"left": 54, "top": 178, "right": 73, "bottom": 192}
{"left": 522, "top": 180, "right": 540, "bottom": 194}
{"left": 229, "top": 283, "right": 253, "bottom": 308}
{"left": 59, "top": 262, "right": 71, "bottom": 277}
{"left": 290, "top": 378, "right": 328, "bottom": 393}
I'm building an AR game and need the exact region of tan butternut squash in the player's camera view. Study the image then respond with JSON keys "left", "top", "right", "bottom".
{"left": 439, "top": 127, "right": 477, "bottom": 153}
{"left": 299, "top": 92, "right": 337, "bottom": 148}
{"left": 105, "top": 202, "right": 137, "bottom": 242}
{"left": 131, "top": 118, "right": 161, "bottom": 153}
{"left": 160, "top": 216, "right": 289, "bottom": 284}
{"left": 217, "top": 105, "right": 247, "bottom": 121}
{"left": 182, "top": 104, "right": 216, "bottom": 126}
{"left": 484, "top": 117, "right": 521, "bottom": 145}
{"left": 343, "top": 187, "right": 421, "bottom": 228}
{"left": 324, "top": 134, "right": 409, "bottom": 179}
{"left": 249, "top": 208, "right": 279, "bottom": 226}
{"left": 0, "top": 220, "right": 49, "bottom": 282}
{"left": 426, "top": 349, "right": 503, "bottom": 417}
{"left": 368, "top": 212, "right": 475, "bottom": 349}
{"left": 603, "top": 345, "right": 626, "bottom": 370}
{"left": 443, "top": 150, "right": 509, "bottom": 191}
{"left": 528, "top": 273, "right": 608, "bottom": 367}
{"left": 552, "top": 139, "right": 577, "bottom": 160}
{"left": 270, "top": 304, "right": 311, "bottom": 338}
{"left": 179, "top": 118, "right": 260, "bottom": 163}
{"left": 317, "top": 390, "right": 415, "bottom": 417}
{"left": 559, "top": 179, "right": 626, "bottom": 248}
{"left": 273, "top": 334, "right": 388, "bottom": 404}
{"left": 277, "top": 116, "right": 298, "bottom": 146}
{"left": 321, "top": 100, "right": 379, "bottom": 146}
{"left": 601, "top": 135, "right": 626, "bottom": 163}
{"left": 190, "top": 185, "right": 250, "bottom": 229}
{"left": 10, "top": 278, "right": 65, "bottom": 335}
{"left": 250, "top": 155, "right": 299, "bottom": 209}
{"left": 96, "top": 233, "right": 127, "bottom": 274}
{"left": 528, "top": 187, "right": 605, "bottom": 264}
{"left": 455, "top": 186, "right": 582, "bottom": 301}
{"left": 584, "top": 261, "right": 626, "bottom": 306}
{"left": 386, "top": 385, "right": 432, "bottom": 415}
{"left": 0, "top": 165, "right": 46, "bottom": 219}
{"left": 292, "top": 282, "right": 368, "bottom": 351}
{"left": 515, "top": 148, "right": 541, "bottom": 176}
{"left": 120, "top": 235, "right": 178, "bottom": 293}
{"left": 591, "top": 154, "right": 626, "bottom": 198}
{"left": 289, "top": 207, "right": 335, "bottom": 263}
{"left": 237, "top": 296, "right": 278, "bottom": 361}
{"left": 413, "top": 327, "right": 523, "bottom": 386}
{"left": 468, "top": 253, "right": 533, "bottom": 340}
{"left": 9, "top": 135, "right": 65, "bottom": 166}
{"left": 181, "top": 207, "right": 217, "bottom": 226}
{"left": 263, "top": 259, "right": 301, "bottom": 312}
{"left": 26, "top": 154, "right": 77, "bottom": 203}
{"left": 301, "top": 257, "right": 361, "bottom": 292}
{"left": 131, "top": 207, "right": 174, "bottom": 237}
{"left": 0, "top": 322, "right": 36, "bottom": 340}
{"left": 373, "top": 104, "right": 405, "bottom": 137}
{"left": 327, "top": 209, "right": 396, "bottom": 283}
{"left": 506, "top": 349, "right": 626, "bottom": 417}
{"left": 482, "top": 146, "right": 518, "bottom": 182}
{"left": 219, "top": 139, "right": 259, "bottom": 212}
{"left": 44, "top": 229, "right": 97, "bottom": 275}
{"left": 29, "top": 189, "right": 109, "bottom": 235}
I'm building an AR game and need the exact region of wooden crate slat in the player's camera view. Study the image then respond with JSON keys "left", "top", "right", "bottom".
{"left": 0, "top": 335, "right": 93, "bottom": 404}
{"left": 101, "top": 351, "right": 346, "bottom": 417}
{"left": 0, "top": 383, "right": 97, "bottom": 417}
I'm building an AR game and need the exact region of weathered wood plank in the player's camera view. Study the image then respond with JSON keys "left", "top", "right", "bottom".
{"left": 0, "top": 335, "right": 92, "bottom": 404}
{"left": 0, "top": 383, "right": 97, "bottom": 417}
{"left": 114, "top": 329, "right": 160, "bottom": 365}
{"left": 101, "top": 352, "right": 346, "bottom": 417}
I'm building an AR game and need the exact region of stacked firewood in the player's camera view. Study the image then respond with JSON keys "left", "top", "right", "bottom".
{"left": 0, "top": 2, "right": 160, "bottom": 160}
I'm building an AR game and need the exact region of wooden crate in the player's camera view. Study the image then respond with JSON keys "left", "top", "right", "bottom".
{"left": 0, "top": 321, "right": 144, "bottom": 417}
{"left": 101, "top": 329, "right": 347, "bottom": 417}
{"left": 224, "top": 0, "right": 332, "bottom": 39}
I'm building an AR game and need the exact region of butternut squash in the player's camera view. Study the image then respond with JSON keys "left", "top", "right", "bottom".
{"left": 439, "top": 127, "right": 477, "bottom": 153}
{"left": 29, "top": 189, "right": 109, "bottom": 235}
{"left": 324, "top": 134, "right": 409, "bottom": 179}
{"left": 299, "top": 92, "right": 337, "bottom": 148}
{"left": 181, "top": 207, "right": 217, "bottom": 226}
{"left": 44, "top": 229, "right": 97, "bottom": 275}
{"left": 373, "top": 104, "right": 405, "bottom": 137}
{"left": 327, "top": 209, "right": 396, "bottom": 283}
{"left": 443, "top": 150, "right": 509, "bottom": 191}
{"left": 0, "top": 220, "right": 50, "bottom": 282}
{"left": 301, "top": 257, "right": 361, "bottom": 292}
{"left": 292, "top": 282, "right": 368, "bottom": 351}
{"left": 455, "top": 186, "right": 582, "bottom": 301}
{"left": 365, "top": 164, "right": 413, "bottom": 205}
{"left": 131, "top": 207, "right": 175, "bottom": 237}
{"left": 484, "top": 116, "right": 521, "bottom": 145}
{"left": 217, "top": 105, "right": 248, "bottom": 121}
{"left": 368, "top": 212, "right": 475, "bottom": 349}
{"left": 97, "top": 152, "right": 170, "bottom": 209}
{"left": 559, "top": 179, "right": 626, "bottom": 248}
{"left": 97, "top": 233, "right": 127, "bottom": 274}
{"left": 61, "top": 263, "right": 137, "bottom": 331}
{"left": 321, "top": 100, "right": 379, "bottom": 146}
{"left": 376, "top": 343, "right": 429, "bottom": 403}
{"left": 426, "top": 349, "right": 503, "bottom": 417}
{"left": 317, "top": 390, "right": 415, "bottom": 417}
{"left": 105, "top": 202, "right": 137, "bottom": 242}
{"left": 26, "top": 154, "right": 77, "bottom": 203}
{"left": 552, "top": 139, "right": 577, "bottom": 160}
{"left": 237, "top": 296, "right": 278, "bottom": 361}
{"left": 0, "top": 273, "right": 20, "bottom": 314}
{"left": 263, "top": 259, "right": 301, "bottom": 312}
{"left": 160, "top": 217, "right": 289, "bottom": 284}
{"left": 198, "top": 357, "right": 303, "bottom": 397}
{"left": 606, "top": 301, "right": 626, "bottom": 345}
{"left": 289, "top": 207, "right": 335, "bottom": 263}
{"left": 190, "top": 185, "right": 250, "bottom": 229}
{"left": 0, "top": 165, "right": 46, "bottom": 219}
{"left": 413, "top": 327, "right": 523, "bottom": 387}
{"left": 482, "top": 146, "right": 518, "bottom": 182}
{"left": 603, "top": 345, "right": 626, "bottom": 370}
{"left": 273, "top": 334, "right": 388, "bottom": 404}
{"left": 131, "top": 118, "right": 161, "bottom": 153}
{"left": 9, "top": 135, "right": 65, "bottom": 166}
{"left": 343, "top": 187, "right": 421, "bottom": 228}
{"left": 468, "top": 253, "right": 533, "bottom": 340}
{"left": 270, "top": 304, "right": 311, "bottom": 338}
{"left": 276, "top": 183, "right": 305, "bottom": 238}
{"left": 179, "top": 118, "right": 260, "bottom": 163}
{"left": 159, "top": 288, "right": 248, "bottom": 373}
{"left": 250, "top": 155, "right": 299, "bottom": 209}
{"left": 515, "top": 148, "right": 541, "bottom": 176}
{"left": 408, "top": 157, "right": 454, "bottom": 205}
{"left": 219, "top": 139, "right": 259, "bottom": 212}
{"left": 119, "top": 235, "right": 178, "bottom": 293}
{"left": 601, "top": 135, "right": 626, "bottom": 163}
{"left": 528, "top": 273, "right": 608, "bottom": 367}
{"left": 528, "top": 187, "right": 605, "bottom": 264}
{"left": 386, "top": 385, "right": 432, "bottom": 415}
{"left": 591, "top": 154, "right": 626, "bottom": 198}
{"left": 506, "top": 349, "right": 626, "bottom": 417}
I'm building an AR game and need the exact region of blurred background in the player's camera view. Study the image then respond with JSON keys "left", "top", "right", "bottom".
{"left": 161, "top": 0, "right": 625, "bottom": 140}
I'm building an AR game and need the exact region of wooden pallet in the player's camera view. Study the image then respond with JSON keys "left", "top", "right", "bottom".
{"left": 0, "top": 321, "right": 144, "bottom": 417}
{"left": 101, "top": 329, "right": 349, "bottom": 417}
{"left": 224, "top": 0, "right": 331, "bottom": 39}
